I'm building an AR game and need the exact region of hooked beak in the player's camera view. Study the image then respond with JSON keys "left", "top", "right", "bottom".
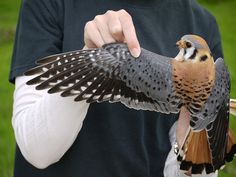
{"left": 176, "top": 40, "right": 187, "bottom": 49}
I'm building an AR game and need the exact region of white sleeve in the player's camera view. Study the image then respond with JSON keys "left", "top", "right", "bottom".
{"left": 164, "top": 122, "right": 218, "bottom": 177}
{"left": 12, "top": 75, "right": 89, "bottom": 169}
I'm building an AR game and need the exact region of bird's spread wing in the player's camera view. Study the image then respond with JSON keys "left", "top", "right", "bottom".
{"left": 189, "top": 58, "right": 231, "bottom": 170}
{"left": 25, "top": 43, "right": 181, "bottom": 113}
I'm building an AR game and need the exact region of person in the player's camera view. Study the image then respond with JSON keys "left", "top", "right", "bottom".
{"left": 10, "top": 0, "right": 223, "bottom": 176}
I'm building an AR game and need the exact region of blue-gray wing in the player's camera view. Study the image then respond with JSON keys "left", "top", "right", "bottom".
{"left": 189, "top": 58, "right": 231, "bottom": 170}
{"left": 190, "top": 58, "right": 230, "bottom": 131}
{"left": 25, "top": 43, "right": 181, "bottom": 113}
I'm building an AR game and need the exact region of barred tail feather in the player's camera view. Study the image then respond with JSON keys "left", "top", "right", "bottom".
{"left": 178, "top": 130, "right": 213, "bottom": 174}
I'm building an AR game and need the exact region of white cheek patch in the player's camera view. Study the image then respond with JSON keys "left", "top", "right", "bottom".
{"left": 185, "top": 47, "right": 195, "bottom": 59}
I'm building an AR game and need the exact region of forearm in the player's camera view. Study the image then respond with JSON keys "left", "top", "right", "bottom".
{"left": 12, "top": 75, "right": 89, "bottom": 169}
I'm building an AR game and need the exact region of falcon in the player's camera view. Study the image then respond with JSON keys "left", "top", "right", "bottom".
{"left": 25, "top": 34, "right": 236, "bottom": 174}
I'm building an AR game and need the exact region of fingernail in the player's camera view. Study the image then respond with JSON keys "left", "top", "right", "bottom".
{"left": 131, "top": 48, "right": 140, "bottom": 58}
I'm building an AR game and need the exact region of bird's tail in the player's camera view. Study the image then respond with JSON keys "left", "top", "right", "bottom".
{"left": 178, "top": 128, "right": 236, "bottom": 174}
{"left": 178, "top": 129, "right": 213, "bottom": 174}
{"left": 230, "top": 99, "right": 236, "bottom": 116}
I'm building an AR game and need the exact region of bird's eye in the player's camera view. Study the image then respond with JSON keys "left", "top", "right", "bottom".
{"left": 186, "top": 42, "right": 192, "bottom": 48}
{"left": 200, "top": 55, "right": 208, "bottom": 61}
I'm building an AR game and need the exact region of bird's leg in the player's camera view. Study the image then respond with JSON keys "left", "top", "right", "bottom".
{"left": 176, "top": 106, "right": 192, "bottom": 176}
{"left": 176, "top": 106, "right": 190, "bottom": 148}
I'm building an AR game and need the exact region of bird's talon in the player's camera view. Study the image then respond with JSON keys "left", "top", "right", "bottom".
{"left": 174, "top": 142, "right": 179, "bottom": 155}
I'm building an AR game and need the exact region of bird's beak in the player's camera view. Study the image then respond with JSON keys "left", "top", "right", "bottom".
{"left": 176, "top": 40, "right": 187, "bottom": 49}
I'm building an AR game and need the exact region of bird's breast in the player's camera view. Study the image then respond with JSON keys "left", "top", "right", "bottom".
{"left": 171, "top": 59, "right": 215, "bottom": 112}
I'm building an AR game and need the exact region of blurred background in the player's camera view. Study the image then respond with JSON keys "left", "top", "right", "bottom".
{"left": 0, "top": 0, "right": 235, "bottom": 177}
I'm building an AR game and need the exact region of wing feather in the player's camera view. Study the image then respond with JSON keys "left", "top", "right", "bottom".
{"left": 25, "top": 43, "right": 181, "bottom": 113}
{"left": 190, "top": 58, "right": 230, "bottom": 130}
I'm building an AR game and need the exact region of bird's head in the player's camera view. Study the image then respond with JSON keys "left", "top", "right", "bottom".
{"left": 175, "top": 34, "right": 213, "bottom": 63}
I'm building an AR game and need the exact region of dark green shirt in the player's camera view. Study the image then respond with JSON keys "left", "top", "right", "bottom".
{"left": 10, "top": 0, "right": 223, "bottom": 177}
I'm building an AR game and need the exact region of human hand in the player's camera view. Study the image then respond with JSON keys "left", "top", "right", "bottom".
{"left": 84, "top": 9, "right": 141, "bottom": 57}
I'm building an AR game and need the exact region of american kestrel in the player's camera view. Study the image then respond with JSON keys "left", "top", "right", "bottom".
{"left": 25, "top": 35, "right": 236, "bottom": 174}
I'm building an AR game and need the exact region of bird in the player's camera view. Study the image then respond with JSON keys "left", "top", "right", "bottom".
{"left": 24, "top": 34, "right": 236, "bottom": 174}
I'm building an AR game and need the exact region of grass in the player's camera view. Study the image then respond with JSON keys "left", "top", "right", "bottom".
{"left": 0, "top": 0, "right": 235, "bottom": 177}
{"left": 0, "top": 42, "right": 15, "bottom": 177}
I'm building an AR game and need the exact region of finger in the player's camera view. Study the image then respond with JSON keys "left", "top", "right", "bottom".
{"left": 84, "top": 21, "right": 105, "bottom": 48}
{"left": 94, "top": 15, "right": 116, "bottom": 44}
{"left": 118, "top": 9, "right": 140, "bottom": 58}
{"left": 106, "top": 10, "right": 124, "bottom": 42}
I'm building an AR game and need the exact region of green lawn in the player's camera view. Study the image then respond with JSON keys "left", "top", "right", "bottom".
{"left": 0, "top": 0, "right": 235, "bottom": 177}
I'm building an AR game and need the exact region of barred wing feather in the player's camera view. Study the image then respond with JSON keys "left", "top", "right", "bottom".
{"left": 25, "top": 43, "right": 181, "bottom": 113}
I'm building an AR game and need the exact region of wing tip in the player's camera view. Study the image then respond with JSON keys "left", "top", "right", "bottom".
{"left": 26, "top": 77, "right": 40, "bottom": 85}
{"left": 24, "top": 68, "right": 40, "bottom": 76}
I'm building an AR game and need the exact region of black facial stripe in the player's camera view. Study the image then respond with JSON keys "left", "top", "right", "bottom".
{"left": 189, "top": 49, "right": 198, "bottom": 59}
{"left": 184, "top": 49, "right": 187, "bottom": 55}
{"left": 200, "top": 55, "right": 208, "bottom": 61}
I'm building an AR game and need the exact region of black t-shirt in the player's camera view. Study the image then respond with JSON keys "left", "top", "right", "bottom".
{"left": 10, "top": 0, "right": 223, "bottom": 177}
